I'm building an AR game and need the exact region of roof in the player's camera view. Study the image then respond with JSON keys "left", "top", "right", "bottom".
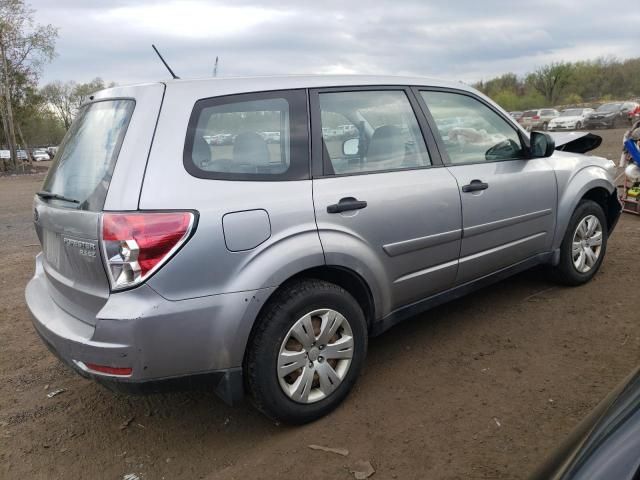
{"left": 166, "top": 74, "right": 465, "bottom": 89}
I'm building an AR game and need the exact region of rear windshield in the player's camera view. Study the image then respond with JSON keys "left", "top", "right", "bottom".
{"left": 42, "top": 99, "right": 135, "bottom": 211}
{"left": 522, "top": 110, "right": 537, "bottom": 117}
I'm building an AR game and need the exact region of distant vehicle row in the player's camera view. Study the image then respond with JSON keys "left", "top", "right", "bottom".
{"left": 0, "top": 146, "right": 57, "bottom": 161}
{"left": 510, "top": 101, "right": 640, "bottom": 131}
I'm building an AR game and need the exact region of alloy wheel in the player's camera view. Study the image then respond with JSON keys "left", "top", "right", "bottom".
{"left": 572, "top": 215, "right": 603, "bottom": 273}
{"left": 277, "top": 309, "right": 354, "bottom": 404}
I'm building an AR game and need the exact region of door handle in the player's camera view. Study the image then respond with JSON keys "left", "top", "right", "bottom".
{"left": 462, "top": 180, "right": 489, "bottom": 193}
{"left": 327, "top": 197, "right": 368, "bottom": 214}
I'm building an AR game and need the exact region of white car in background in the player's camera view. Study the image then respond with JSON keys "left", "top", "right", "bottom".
{"left": 548, "top": 108, "right": 595, "bottom": 131}
{"left": 0, "top": 150, "right": 9, "bottom": 160}
{"left": 32, "top": 149, "right": 50, "bottom": 161}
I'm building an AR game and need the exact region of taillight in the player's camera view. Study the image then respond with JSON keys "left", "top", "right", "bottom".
{"left": 101, "top": 212, "right": 195, "bottom": 290}
{"left": 532, "top": 115, "right": 540, "bottom": 120}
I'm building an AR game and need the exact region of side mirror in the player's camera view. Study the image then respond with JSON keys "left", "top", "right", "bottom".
{"left": 530, "top": 131, "right": 555, "bottom": 158}
{"left": 342, "top": 138, "right": 359, "bottom": 156}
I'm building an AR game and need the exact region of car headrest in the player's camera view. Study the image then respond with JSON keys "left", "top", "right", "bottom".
{"left": 367, "top": 125, "right": 404, "bottom": 165}
{"left": 233, "top": 132, "right": 270, "bottom": 166}
{"left": 192, "top": 134, "right": 211, "bottom": 166}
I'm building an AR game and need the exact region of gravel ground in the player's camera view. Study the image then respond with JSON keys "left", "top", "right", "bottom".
{"left": 1, "top": 128, "right": 639, "bottom": 480}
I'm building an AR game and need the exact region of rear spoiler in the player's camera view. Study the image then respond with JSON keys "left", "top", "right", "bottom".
{"left": 546, "top": 131, "right": 602, "bottom": 154}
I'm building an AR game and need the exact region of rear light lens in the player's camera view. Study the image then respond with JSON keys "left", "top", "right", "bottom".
{"left": 85, "top": 363, "right": 132, "bottom": 377}
{"left": 532, "top": 115, "right": 540, "bottom": 120}
{"left": 101, "top": 212, "right": 195, "bottom": 290}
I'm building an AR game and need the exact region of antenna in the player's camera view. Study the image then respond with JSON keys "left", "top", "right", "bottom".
{"left": 152, "top": 44, "right": 179, "bottom": 79}
{"left": 213, "top": 56, "right": 219, "bottom": 77}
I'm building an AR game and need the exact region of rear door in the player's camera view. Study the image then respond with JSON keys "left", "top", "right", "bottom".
{"left": 34, "top": 84, "right": 164, "bottom": 324}
{"left": 416, "top": 88, "right": 557, "bottom": 284}
{"left": 310, "top": 87, "right": 462, "bottom": 312}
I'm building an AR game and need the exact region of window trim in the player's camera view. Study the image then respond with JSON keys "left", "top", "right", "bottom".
{"left": 412, "top": 86, "right": 534, "bottom": 167}
{"left": 309, "top": 85, "right": 444, "bottom": 179}
{"left": 183, "top": 89, "right": 310, "bottom": 181}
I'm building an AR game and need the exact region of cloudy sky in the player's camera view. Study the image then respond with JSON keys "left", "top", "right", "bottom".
{"left": 31, "top": 0, "right": 639, "bottom": 86}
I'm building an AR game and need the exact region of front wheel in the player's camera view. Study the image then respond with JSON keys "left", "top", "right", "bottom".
{"left": 550, "top": 200, "right": 607, "bottom": 286}
{"left": 245, "top": 279, "right": 368, "bottom": 424}
{"left": 575, "top": 121, "right": 582, "bottom": 130}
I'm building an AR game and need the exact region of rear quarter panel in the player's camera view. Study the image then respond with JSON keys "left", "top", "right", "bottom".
{"left": 138, "top": 82, "right": 324, "bottom": 300}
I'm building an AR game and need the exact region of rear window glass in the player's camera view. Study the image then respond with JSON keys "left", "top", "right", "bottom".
{"left": 522, "top": 110, "right": 536, "bottom": 117}
{"left": 42, "top": 99, "right": 135, "bottom": 211}
{"left": 184, "top": 90, "right": 309, "bottom": 181}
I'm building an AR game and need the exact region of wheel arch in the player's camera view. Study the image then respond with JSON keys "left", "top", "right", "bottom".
{"left": 553, "top": 170, "right": 617, "bottom": 250}
{"left": 241, "top": 265, "right": 378, "bottom": 374}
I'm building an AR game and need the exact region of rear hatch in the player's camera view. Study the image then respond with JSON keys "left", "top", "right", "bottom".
{"left": 34, "top": 84, "right": 164, "bottom": 325}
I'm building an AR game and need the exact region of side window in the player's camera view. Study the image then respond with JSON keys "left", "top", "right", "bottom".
{"left": 318, "top": 90, "right": 431, "bottom": 175}
{"left": 421, "top": 91, "right": 526, "bottom": 165}
{"left": 184, "top": 90, "right": 308, "bottom": 180}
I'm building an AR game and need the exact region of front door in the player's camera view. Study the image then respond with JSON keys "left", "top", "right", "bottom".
{"left": 310, "top": 87, "right": 463, "bottom": 313}
{"left": 417, "top": 89, "right": 557, "bottom": 284}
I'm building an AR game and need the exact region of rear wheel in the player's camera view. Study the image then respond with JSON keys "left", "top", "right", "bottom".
{"left": 550, "top": 200, "right": 607, "bottom": 286}
{"left": 245, "top": 279, "right": 367, "bottom": 424}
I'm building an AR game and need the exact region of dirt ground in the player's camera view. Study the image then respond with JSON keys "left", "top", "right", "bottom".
{"left": 1, "top": 128, "right": 639, "bottom": 480}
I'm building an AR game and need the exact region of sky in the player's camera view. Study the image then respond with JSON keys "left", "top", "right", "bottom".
{"left": 30, "top": 0, "right": 640, "bottom": 86}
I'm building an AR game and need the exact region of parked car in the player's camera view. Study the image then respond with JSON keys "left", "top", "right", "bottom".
{"left": 532, "top": 367, "right": 640, "bottom": 479}
{"left": 548, "top": 108, "right": 594, "bottom": 131}
{"left": 0, "top": 150, "right": 9, "bottom": 160}
{"left": 16, "top": 149, "right": 27, "bottom": 160}
{"left": 520, "top": 108, "right": 560, "bottom": 130}
{"left": 509, "top": 111, "right": 523, "bottom": 122}
{"left": 261, "top": 131, "right": 281, "bottom": 143}
{"left": 26, "top": 76, "right": 621, "bottom": 424}
{"left": 584, "top": 102, "right": 639, "bottom": 129}
{"left": 31, "top": 149, "right": 50, "bottom": 161}
{"left": 629, "top": 104, "right": 640, "bottom": 124}
{"left": 46, "top": 146, "right": 58, "bottom": 158}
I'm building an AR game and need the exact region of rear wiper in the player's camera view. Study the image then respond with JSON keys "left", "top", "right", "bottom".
{"left": 36, "top": 191, "right": 80, "bottom": 204}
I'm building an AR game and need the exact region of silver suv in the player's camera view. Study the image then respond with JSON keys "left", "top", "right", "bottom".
{"left": 26, "top": 76, "right": 621, "bottom": 424}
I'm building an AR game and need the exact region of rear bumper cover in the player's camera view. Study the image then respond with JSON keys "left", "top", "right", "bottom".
{"left": 26, "top": 253, "right": 275, "bottom": 404}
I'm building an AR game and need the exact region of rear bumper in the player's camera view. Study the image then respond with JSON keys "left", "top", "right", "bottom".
{"left": 26, "top": 253, "right": 275, "bottom": 404}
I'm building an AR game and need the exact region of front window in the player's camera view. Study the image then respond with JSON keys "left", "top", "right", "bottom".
{"left": 42, "top": 99, "right": 135, "bottom": 211}
{"left": 421, "top": 91, "right": 525, "bottom": 165}
{"left": 560, "top": 109, "right": 583, "bottom": 117}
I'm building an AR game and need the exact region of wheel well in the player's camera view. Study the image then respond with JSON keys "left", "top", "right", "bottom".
{"left": 285, "top": 266, "right": 376, "bottom": 327}
{"left": 581, "top": 187, "right": 619, "bottom": 231}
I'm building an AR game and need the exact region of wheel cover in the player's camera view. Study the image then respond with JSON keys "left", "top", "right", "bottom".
{"left": 277, "top": 308, "right": 354, "bottom": 404}
{"left": 572, "top": 214, "right": 603, "bottom": 273}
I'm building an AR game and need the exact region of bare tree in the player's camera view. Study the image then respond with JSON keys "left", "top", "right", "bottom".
{"left": 42, "top": 77, "right": 113, "bottom": 129}
{"left": 41, "top": 80, "right": 73, "bottom": 128}
{"left": 527, "top": 62, "right": 573, "bottom": 105}
{"left": 0, "top": 0, "right": 56, "bottom": 170}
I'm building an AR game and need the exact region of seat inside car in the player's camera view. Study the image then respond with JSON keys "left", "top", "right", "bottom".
{"left": 366, "top": 125, "right": 405, "bottom": 168}
{"left": 192, "top": 133, "right": 212, "bottom": 168}
{"left": 232, "top": 132, "right": 271, "bottom": 173}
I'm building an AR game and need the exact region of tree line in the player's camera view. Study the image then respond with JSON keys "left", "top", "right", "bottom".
{"left": 474, "top": 57, "right": 640, "bottom": 112}
{"left": 0, "top": 0, "right": 113, "bottom": 172}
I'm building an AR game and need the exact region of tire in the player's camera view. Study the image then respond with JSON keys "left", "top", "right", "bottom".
{"left": 575, "top": 121, "right": 582, "bottom": 130}
{"left": 245, "top": 279, "right": 368, "bottom": 424}
{"left": 550, "top": 200, "right": 608, "bottom": 286}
